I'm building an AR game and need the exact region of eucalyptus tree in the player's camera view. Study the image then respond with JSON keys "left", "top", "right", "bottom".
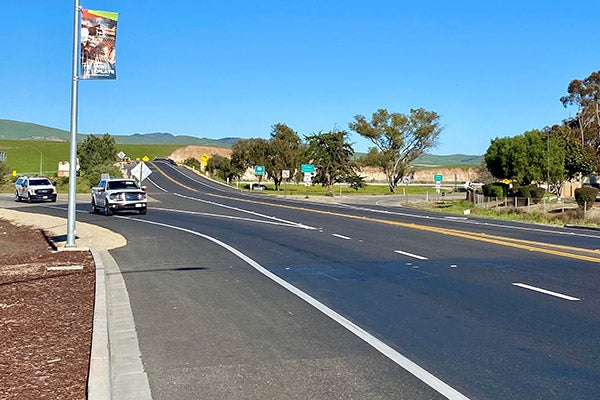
{"left": 304, "top": 130, "right": 358, "bottom": 194}
{"left": 349, "top": 108, "right": 442, "bottom": 193}
{"left": 546, "top": 124, "right": 598, "bottom": 182}
{"left": 560, "top": 70, "right": 600, "bottom": 153}
{"left": 266, "top": 123, "right": 303, "bottom": 190}
{"left": 230, "top": 138, "right": 269, "bottom": 182}
{"left": 206, "top": 154, "right": 239, "bottom": 182}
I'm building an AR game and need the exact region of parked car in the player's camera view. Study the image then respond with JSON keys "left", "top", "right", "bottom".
{"left": 463, "top": 181, "right": 484, "bottom": 191}
{"left": 15, "top": 176, "right": 26, "bottom": 191}
{"left": 15, "top": 176, "right": 57, "bottom": 202}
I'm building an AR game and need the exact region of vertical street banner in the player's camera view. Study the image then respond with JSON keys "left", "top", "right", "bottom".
{"left": 80, "top": 9, "right": 119, "bottom": 80}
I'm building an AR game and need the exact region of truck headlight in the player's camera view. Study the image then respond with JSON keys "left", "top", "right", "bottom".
{"left": 109, "top": 193, "right": 124, "bottom": 201}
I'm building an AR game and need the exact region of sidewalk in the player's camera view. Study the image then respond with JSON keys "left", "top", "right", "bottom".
{"left": 0, "top": 205, "right": 151, "bottom": 399}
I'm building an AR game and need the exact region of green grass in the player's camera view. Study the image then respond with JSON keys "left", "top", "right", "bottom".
{"left": 409, "top": 198, "right": 600, "bottom": 227}
{"left": 233, "top": 180, "right": 453, "bottom": 197}
{"left": 111, "top": 144, "right": 182, "bottom": 162}
{"left": 0, "top": 140, "right": 181, "bottom": 177}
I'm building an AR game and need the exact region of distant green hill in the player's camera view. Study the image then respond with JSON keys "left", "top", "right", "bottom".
{"left": 0, "top": 119, "right": 483, "bottom": 166}
{"left": 412, "top": 153, "right": 482, "bottom": 167}
{"left": 0, "top": 119, "right": 234, "bottom": 147}
{"left": 111, "top": 132, "right": 232, "bottom": 147}
{"left": 0, "top": 119, "right": 71, "bottom": 141}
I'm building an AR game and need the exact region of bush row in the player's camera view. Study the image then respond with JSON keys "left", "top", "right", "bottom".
{"left": 481, "top": 182, "right": 599, "bottom": 210}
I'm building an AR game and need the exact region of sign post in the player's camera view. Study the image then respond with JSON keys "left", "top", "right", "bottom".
{"left": 131, "top": 161, "right": 152, "bottom": 184}
{"left": 301, "top": 164, "right": 314, "bottom": 198}
{"left": 253, "top": 165, "right": 265, "bottom": 191}
{"left": 282, "top": 170, "right": 290, "bottom": 197}
{"left": 434, "top": 174, "right": 443, "bottom": 194}
{"left": 301, "top": 164, "right": 315, "bottom": 173}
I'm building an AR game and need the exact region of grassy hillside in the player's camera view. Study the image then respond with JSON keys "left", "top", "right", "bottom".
{"left": 413, "top": 153, "right": 482, "bottom": 166}
{"left": 115, "top": 144, "right": 184, "bottom": 161}
{"left": 0, "top": 119, "right": 71, "bottom": 141}
{"left": 0, "top": 140, "right": 181, "bottom": 176}
{"left": 0, "top": 120, "right": 483, "bottom": 175}
{"left": 0, "top": 119, "right": 234, "bottom": 146}
{"left": 112, "top": 132, "right": 231, "bottom": 147}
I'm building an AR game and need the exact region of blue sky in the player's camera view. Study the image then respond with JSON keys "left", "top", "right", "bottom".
{"left": 2, "top": 1, "right": 599, "bottom": 155}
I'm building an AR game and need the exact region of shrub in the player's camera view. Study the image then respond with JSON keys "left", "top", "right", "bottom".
{"left": 84, "top": 165, "right": 122, "bottom": 187}
{"left": 509, "top": 185, "right": 546, "bottom": 204}
{"left": 183, "top": 157, "right": 202, "bottom": 170}
{"left": 574, "top": 186, "right": 599, "bottom": 210}
{"left": 482, "top": 182, "right": 507, "bottom": 198}
{"left": 0, "top": 161, "right": 9, "bottom": 185}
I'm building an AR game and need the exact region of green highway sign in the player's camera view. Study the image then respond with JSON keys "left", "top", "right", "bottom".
{"left": 254, "top": 165, "right": 265, "bottom": 175}
{"left": 434, "top": 174, "right": 443, "bottom": 182}
{"left": 301, "top": 164, "right": 315, "bottom": 173}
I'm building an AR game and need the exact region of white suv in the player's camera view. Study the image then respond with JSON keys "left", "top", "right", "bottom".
{"left": 15, "top": 176, "right": 57, "bottom": 202}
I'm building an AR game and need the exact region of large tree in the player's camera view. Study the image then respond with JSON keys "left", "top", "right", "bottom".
{"left": 484, "top": 130, "right": 565, "bottom": 186}
{"left": 77, "top": 134, "right": 119, "bottom": 182}
{"left": 266, "top": 123, "right": 303, "bottom": 190}
{"left": 560, "top": 70, "right": 600, "bottom": 153}
{"left": 546, "top": 124, "right": 598, "bottom": 182}
{"left": 304, "top": 130, "right": 358, "bottom": 194}
{"left": 206, "top": 154, "right": 240, "bottom": 183}
{"left": 349, "top": 108, "right": 442, "bottom": 193}
{"left": 230, "top": 138, "right": 269, "bottom": 182}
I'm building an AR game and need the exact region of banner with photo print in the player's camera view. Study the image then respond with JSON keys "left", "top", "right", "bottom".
{"left": 80, "top": 9, "right": 119, "bottom": 80}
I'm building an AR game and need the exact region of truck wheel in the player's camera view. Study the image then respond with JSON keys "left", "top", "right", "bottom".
{"left": 105, "top": 201, "right": 113, "bottom": 216}
{"left": 15, "top": 191, "right": 20, "bottom": 202}
{"left": 139, "top": 208, "right": 147, "bottom": 215}
{"left": 91, "top": 199, "right": 99, "bottom": 214}
{"left": 26, "top": 194, "right": 32, "bottom": 203}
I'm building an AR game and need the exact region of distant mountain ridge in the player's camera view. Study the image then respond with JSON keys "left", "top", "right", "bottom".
{"left": 0, "top": 119, "right": 235, "bottom": 147}
{"left": 0, "top": 119, "right": 482, "bottom": 166}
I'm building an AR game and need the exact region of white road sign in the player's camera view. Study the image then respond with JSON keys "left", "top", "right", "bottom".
{"left": 131, "top": 161, "right": 152, "bottom": 183}
{"left": 303, "top": 172, "right": 312, "bottom": 186}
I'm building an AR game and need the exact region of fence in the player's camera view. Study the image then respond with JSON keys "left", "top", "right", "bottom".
{"left": 472, "top": 195, "right": 599, "bottom": 219}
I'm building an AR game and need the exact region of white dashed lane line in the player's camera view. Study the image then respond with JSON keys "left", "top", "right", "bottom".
{"left": 394, "top": 250, "right": 429, "bottom": 260}
{"left": 331, "top": 233, "right": 352, "bottom": 240}
{"left": 512, "top": 283, "right": 581, "bottom": 301}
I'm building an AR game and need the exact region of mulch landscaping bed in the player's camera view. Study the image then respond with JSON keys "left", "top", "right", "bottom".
{"left": 0, "top": 218, "right": 95, "bottom": 399}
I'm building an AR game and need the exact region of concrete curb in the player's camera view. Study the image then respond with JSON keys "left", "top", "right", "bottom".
{"left": 88, "top": 248, "right": 112, "bottom": 399}
{"left": 88, "top": 248, "right": 152, "bottom": 399}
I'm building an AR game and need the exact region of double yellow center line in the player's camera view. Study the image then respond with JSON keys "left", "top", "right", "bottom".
{"left": 152, "top": 162, "right": 600, "bottom": 264}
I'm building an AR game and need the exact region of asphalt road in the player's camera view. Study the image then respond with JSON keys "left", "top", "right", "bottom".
{"left": 5, "top": 160, "right": 600, "bottom": 399}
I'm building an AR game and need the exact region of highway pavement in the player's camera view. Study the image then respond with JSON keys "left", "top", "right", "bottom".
{"left": 4, "top": 160, "right": 600, "bottom": 399}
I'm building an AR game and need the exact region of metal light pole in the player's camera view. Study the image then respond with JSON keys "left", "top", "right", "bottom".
{"left": 28, "top": 146, "right": 43, "bottom": 176}
{"left": 547, "top": 130, "right": 550, "bottom": 188}
{"left": 66, "top": 0, "right": 80, "bottom": 247}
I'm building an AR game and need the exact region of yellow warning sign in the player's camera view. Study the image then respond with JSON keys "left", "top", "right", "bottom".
{"left": 201, "top": 153, "right": 210, "bottom": 167}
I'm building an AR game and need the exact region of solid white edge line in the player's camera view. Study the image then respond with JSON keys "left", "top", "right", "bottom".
{"left": 394, "top": 250, "right": 429, "bottom": 260}
{"left": 133, "top": 218, "right": 470, "bottom": 400}
{"left": 512, "top": 283, "right": 581, "bottom": 301}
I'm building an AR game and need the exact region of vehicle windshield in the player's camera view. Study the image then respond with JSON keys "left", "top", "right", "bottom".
{"left": 107, "top": 181, "right": 139, "bottom": 190}
{"left": 29, "top": 179, "right": 51, "bottom": 185}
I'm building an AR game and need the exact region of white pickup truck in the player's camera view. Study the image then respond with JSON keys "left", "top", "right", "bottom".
{"left": 91, "top": 178, "right": 147, "bottom": 215}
